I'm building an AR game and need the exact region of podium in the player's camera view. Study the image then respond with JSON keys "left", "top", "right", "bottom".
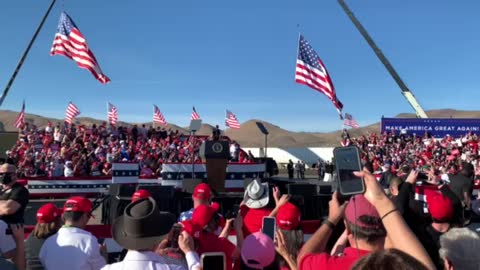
{"left": 200, "top": 140, "right": 230, "bottom": 192}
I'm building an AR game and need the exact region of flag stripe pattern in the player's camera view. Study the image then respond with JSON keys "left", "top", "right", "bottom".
{"left": 108, "top": 102, "right": 118, "bottom": 126}
{"left": 344, "top": 113, "right": 359, "bottom": 128}
{"left": 50, "top": 12, "right": 110, "bottom": 84}
{"left": 14, "top": 101, "right": 25, "bottom": 129}
{"left": 295, "top": 35, "right": 343, "bottom": 112}
{"left": 65, "top": 102, "right": 80, "bottom": 124}
{"left": 153, "top": 105, "right": 167, "bottom": 125}
{"left": 191, "top": 107, "right": 200, "bottom": 120}
{"left": 225, "top": 110, "right": 240, "bottom": 129}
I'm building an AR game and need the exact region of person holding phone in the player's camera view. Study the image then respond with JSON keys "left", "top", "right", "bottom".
{"left": 189, "top": 203, "right": 239, "bottom": 270}
{"left": 297, "top": 169, "right": 435, "bottom": 270}
{"left": 101, "top": 198, "right": 201, "bottom": 270}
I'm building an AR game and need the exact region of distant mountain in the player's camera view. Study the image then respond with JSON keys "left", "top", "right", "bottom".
{"left": 1, "top": 109, "right": 479, "bottom": 147}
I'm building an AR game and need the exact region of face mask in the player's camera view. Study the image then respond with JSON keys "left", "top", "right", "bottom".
{"left": 0, "top": 173, "right": 13, "bottom": 185}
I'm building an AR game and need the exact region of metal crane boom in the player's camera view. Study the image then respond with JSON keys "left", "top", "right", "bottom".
{"left": 337, "top": 0, "right": 428, "bottom": 118}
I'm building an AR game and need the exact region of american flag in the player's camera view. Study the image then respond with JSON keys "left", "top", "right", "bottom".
{"left": 225, "top": 110, "right": 240, "bottom": 129}
{"left": 14, "top": 100, "right": 25, "bottom": 129}
{"left": 50, "top": 12, "right": 110, "bottom": 84}
{"left": 108, "top": 102, "right": 118, "bottom": 126}
{"left": 153, "top": 105, "right": 167, "bottom": 125}
{"left": 344, "top": 113, "right": 359, "bottom": 128}
{"left": 295, "top": 35, "right": 343, "bottom": 115}
{"left": 65, "top": 102, "right": 80, "bottom": 124}
{"left": 191, "top": 107, "right": 200, "bottom": 120}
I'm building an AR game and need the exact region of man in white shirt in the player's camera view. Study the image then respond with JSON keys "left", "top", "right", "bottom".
{"left": 39, "top": 196, "right": 107, "bottom": 270}
{"left": 102, "top": 197, "right": 201, "bottom": 270}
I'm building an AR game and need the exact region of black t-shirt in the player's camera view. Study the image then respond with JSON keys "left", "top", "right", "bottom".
{"left": 25, "top": 234, "right": 46, "bottom": 270}
{"left": 449, "top": 173, "right": 473, "bottom": 203}
{"left": 0, "top": 183, "right": 29, "bottom": 224}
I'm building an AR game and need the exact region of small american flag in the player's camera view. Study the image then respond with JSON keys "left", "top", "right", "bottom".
{"left": 344, "top": 113, "right": 359, "bottom": 128}
{"left": 225, "top": 110, "right": 240, "bottom": 129}
{"left": 14, "top": 100, "right": 25, "bottom": 129}
{"left": 153, "top": 105, "right": 167, "bottom": 125}
{"left": 295, "top": 35, "right": 343, "bottom": 115}
{"left": 108, "top": 102, "right": 118, "bottom": 126}
{"left": 50, "top": 12, "right": 110, "bottom": 84}
{"left": 65, "top": 102, "right": 80, "bottom": 124}
{"left": 191, "top": 106, "right": 200, "bottom": 120}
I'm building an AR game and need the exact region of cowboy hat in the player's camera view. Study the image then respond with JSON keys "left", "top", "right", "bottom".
{"left": 244, "top": 179, "right": 269, "bottom": 209}
{"left": 112, "top": 197, "right": 175, "bottom": 250}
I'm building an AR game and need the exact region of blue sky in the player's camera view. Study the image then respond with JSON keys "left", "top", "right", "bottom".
{"left": 1, "top": 0, "right": 480, "bottom": 132}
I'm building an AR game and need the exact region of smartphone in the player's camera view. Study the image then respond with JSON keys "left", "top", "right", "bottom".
{"left": 333, "top": 146, "right": 365, "bottom": 196}
{"left": 225, "top": 204, "right": 240, "bottom": 219}
{"left": 169, "top": 224, "right": 183, "bottom": 249}
{"left": 201, "top": 252, "right": 226, "bottom": 270}
{"left": 262, "top": 216, "right": 276, "bottom": 240}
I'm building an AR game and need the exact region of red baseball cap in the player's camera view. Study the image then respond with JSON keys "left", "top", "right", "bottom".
{"left": 276, "top": 203, "right": 301, "bottom": 230}
{"left": 192, "top": 202, "right": 220, "bottom": 228}
{"left": 181, "top": 220, "right": 203, "bottom": 239}
{"left": 64, "top": 196, "right": 93, "bottom": 213}
{"left": 345, "top": 195, "right": 383, "bottom": 229}
{"left": 427, "top": 193, "right": 454, "bottom": 222}
{"left": 132, "top": 189, "right": 151, "bottom": 202}
{"left": 37, "top": 203, "right": 62, "bottom": 224}
{"left": 193, "top": 183, "right": 212, "bottom": 200}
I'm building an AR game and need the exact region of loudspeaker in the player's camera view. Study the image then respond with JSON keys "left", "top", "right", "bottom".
{"left": 136, "top": 185, "right": 177, "bottom": 213}
{"left": 109, "top": 183, "right": 136, "bottom": 199}
{"left": 136, "top": 185, "right": 175, "bottom": 201}
{"left": 287, "top": 184, "right": 318, "bottom": 198}
{"left": 200, "top": 141, "right": 230, "bottom": 159}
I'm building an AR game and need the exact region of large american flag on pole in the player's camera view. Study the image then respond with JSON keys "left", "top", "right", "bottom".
{"left": 50, "top": 12, "right": 110, "bottom": 84}
{"left": 225, "top": 110, "right": 240, "bottom": 129}
{"left": 153, "top": 105, "right": 167, "bottom": 125}
{"left": 65, "top": 102, "right": 80, "bottom": 124}
{"left": 191, "top": 107, "right": 200, "bottom": 120}
{"left": 14, "top": 100, "right": 25, "bottom": 129}
{"left": 295, "top": 35, "right": 343, "bottom": 116}
{"left": 108, "top": 102, "right": 118, "bottom": 126}
{"left": 344, "top": 113, "right": 359, "bottom": 128}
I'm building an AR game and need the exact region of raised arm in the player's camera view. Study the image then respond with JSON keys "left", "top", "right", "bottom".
{"left": 354, "top": 170, "right": 436, "bottom": 270}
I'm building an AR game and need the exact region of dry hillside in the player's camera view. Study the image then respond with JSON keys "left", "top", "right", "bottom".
{"left": 1, "top": 109, "right": 479, "bottom": 147}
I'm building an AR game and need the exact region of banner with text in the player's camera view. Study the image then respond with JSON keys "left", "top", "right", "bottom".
{"left": 381, "top": 118, "right": 480, "bottom": 138}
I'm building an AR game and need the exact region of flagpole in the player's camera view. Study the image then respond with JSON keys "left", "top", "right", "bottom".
{"left": 0, "top": 0, "right": 57, "bottom": 107}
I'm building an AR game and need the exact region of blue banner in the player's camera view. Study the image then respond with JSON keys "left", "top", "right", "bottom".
{"left": 381, "top": 118, "right": 480, "bottom": 138}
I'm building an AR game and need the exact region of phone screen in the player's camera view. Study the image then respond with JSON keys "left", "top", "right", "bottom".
{"left": 334, "top": 147, "right": 364, "bottom": 195}
{"left": 202, "top": 253, "right": 226, "bottom": 270}
{"left": 169, "top": 224, "right": 182, "bottom": 249}
{"left": 262, "top": 217, "right": 276, "bottom": 240}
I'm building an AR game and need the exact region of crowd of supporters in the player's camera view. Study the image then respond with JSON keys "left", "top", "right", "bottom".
{"left": 4, "top": 125, "right": 480, "bottom": 269}
{"left": 1, "top": 171, "right": 479, "bottom": 270}
{"left": 5, "top": 122, "right": 251, "bottom": 178}
{"left": 341, "top": 129, "right": 480, "bottom": 183}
